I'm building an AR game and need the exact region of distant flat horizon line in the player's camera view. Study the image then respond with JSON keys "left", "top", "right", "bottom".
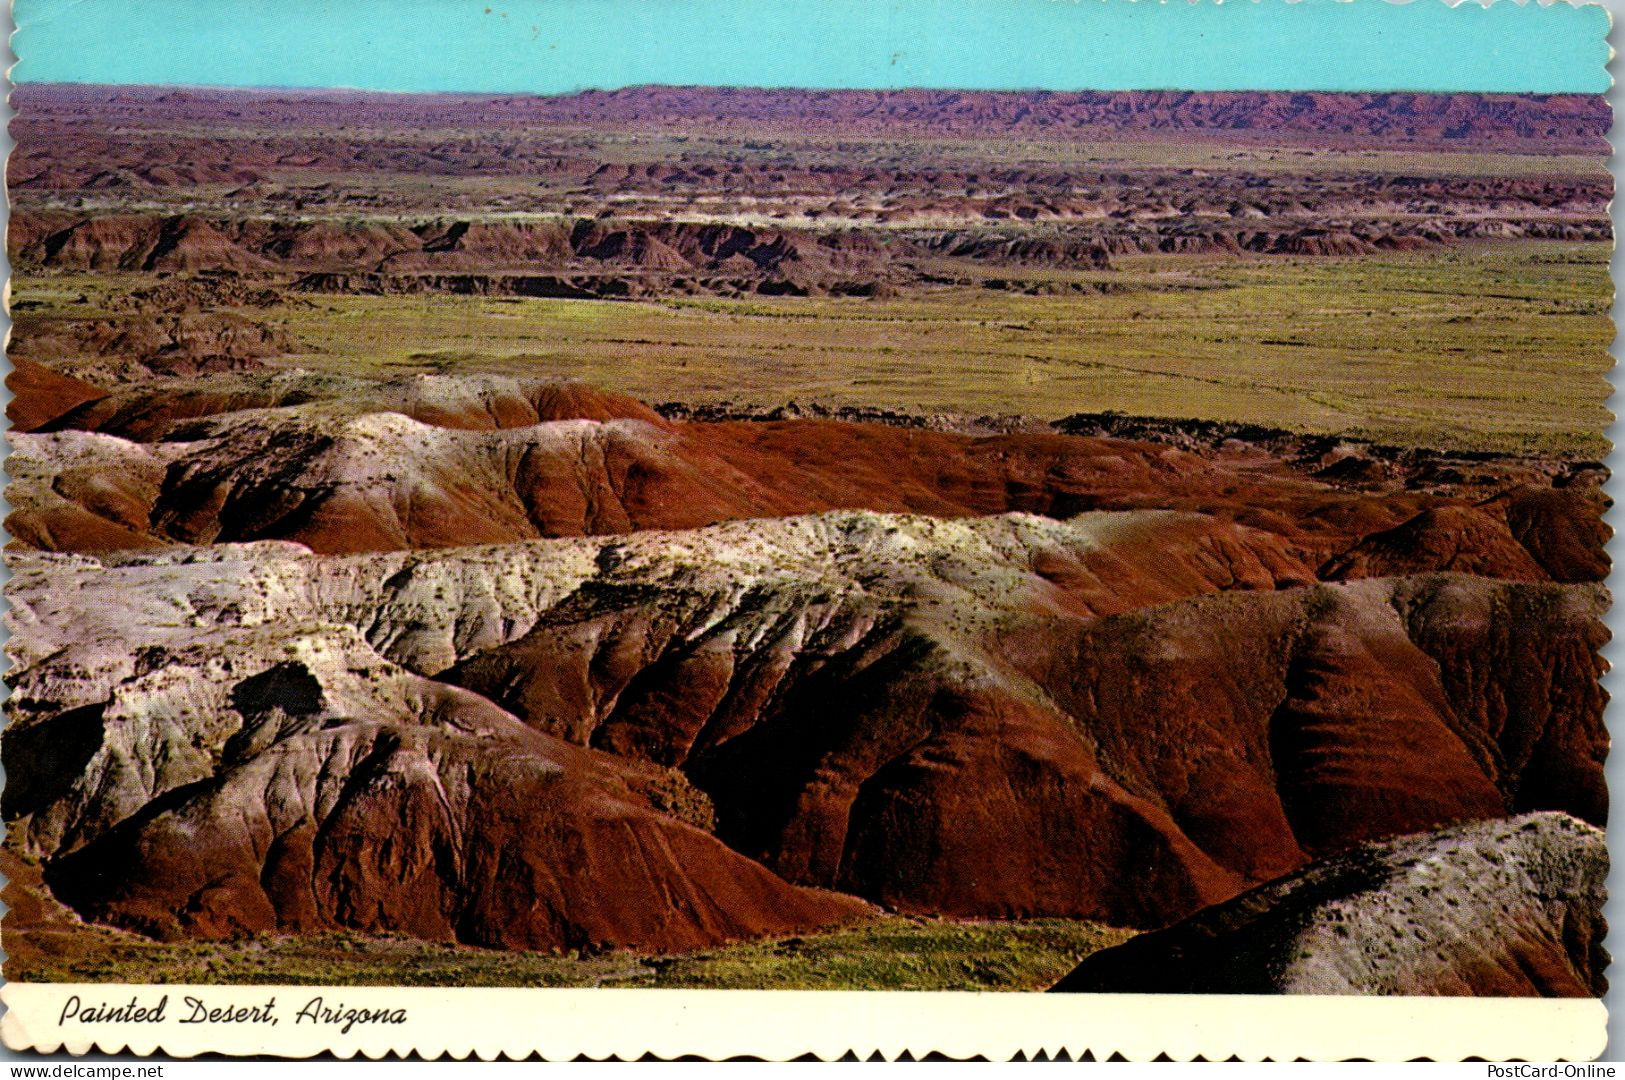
{"left": 15, "top": 80, "right": 1607, "bottom": 101}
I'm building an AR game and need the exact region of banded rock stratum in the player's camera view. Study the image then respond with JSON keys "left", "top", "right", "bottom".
{"left": 6, "top": 504, "right": 1606, "bottom": 949}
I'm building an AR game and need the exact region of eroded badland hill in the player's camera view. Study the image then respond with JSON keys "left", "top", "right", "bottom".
{"left": 2, "top": 85, "right": 1612, "bottom": 990}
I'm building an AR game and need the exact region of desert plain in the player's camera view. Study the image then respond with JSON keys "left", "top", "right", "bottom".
{"left": 0, "top": 84, "right": 1612, "bottom": 994}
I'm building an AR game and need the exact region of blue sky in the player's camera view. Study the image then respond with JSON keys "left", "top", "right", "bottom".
{"left": 11, "top": 0, "right": 1613, "bottom": 95}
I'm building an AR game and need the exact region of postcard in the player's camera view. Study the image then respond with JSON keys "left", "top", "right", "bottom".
{"left": 0, "top": 0, "right": 1614, "bottom": 1062}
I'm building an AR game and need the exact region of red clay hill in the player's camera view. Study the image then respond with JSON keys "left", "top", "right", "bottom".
{"left": 9, "top": 379, "right": 1608, "bottom": 590}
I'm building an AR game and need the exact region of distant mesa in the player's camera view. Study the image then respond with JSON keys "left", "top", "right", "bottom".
{"left": 8, "top": 82, "right": 1609, "bottom": 310}
{"left": 12, "top": 209, "right": 1610, "bottom": 297}
{"left": 14, "top": 84, "right": 1612, "bottom": 151}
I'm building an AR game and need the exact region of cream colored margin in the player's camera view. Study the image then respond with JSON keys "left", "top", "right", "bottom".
{"left": 0, "top": 984, "right": 1607, "bottom": 1061}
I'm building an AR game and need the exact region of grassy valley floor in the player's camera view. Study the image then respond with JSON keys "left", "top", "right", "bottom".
{"left": 16, "top": 240, "right": 1611, "bottom": 457}
{"left": 7, "top": 917, "right": 1134, "bottom": 991}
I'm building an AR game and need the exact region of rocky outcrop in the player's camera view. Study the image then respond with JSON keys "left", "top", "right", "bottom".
{"left": 37, "top": 645, "right": 870, "bottom": 951}
{"left": 10, "top": 312, "right": 294, "bottom": 382}
{"left": 4, "top": 430, "right": 175, "bottom": 552}
{"left": 5, "top": 550, "right": 872, "bottom": 950}
{"left": 1495, "top": 485, "right": 1613, "bottom": 583}
{"left": 1050, "top": 813, "right": 1608, "bottom": 996}
{"left": 1318, "top": 503, "right": 1549, "bottom": 581}
{"left": 5, "top": 359, "right": 107, "bottom": 433}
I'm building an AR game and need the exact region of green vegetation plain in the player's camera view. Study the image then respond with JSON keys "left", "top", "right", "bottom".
{"left": 6, "top": 917, "right": 1132, "bottom": 991}
{"left": 13, "top": 241, "right": 1612, "bottom": 456}
{"left": 276, "top": 242, "right": 1613, "bottom": 456}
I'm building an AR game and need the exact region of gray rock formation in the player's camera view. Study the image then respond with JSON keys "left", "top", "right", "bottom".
{"left": 1051, "top": 813, "right": 1608, "bottom": 996}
